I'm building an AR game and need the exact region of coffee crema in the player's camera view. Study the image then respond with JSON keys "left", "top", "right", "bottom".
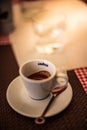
{"left": 27, "top": 70, "right": 51, "bottom": 80}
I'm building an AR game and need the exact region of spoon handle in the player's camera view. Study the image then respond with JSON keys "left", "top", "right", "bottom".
{"left": 34, "top": 86, "right": 67, "bottom": 124}
{"left": 34, "top": 95, "right": 54, "bottom": 124}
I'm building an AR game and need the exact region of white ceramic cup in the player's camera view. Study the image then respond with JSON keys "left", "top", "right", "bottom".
{"left": 19, "top": 59, "right": 68, "bottom": 100}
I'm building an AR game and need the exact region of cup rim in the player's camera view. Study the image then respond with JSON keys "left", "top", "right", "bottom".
{"left": 19, "top": 59, "right": 56, "bottom": 83}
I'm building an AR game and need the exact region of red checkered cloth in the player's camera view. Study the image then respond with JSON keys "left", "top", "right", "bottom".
{"left": 75, "top": 67, "right": 87, "bottom": 93}
{"left": 0, "top": 35, "right": 10, "bottom": 45}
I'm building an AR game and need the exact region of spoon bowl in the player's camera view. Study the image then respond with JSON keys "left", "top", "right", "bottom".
{"left": 35, "top": 85, "right": 67, "bottom": 124}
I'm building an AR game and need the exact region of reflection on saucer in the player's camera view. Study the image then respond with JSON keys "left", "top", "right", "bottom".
{"left": 6, "top": 76, "right": 73, "bottom": 118}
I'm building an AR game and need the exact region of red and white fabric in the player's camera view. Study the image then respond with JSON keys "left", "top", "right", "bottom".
{"left": 0, "top": 35, "right": 10, "bottom": 45}
{"left": 75, "top": 67, "right": 87, "bottom": 93}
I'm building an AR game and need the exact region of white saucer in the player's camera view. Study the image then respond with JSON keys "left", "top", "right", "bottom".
{"left": 6, "top": 76, "right": 73, "bottom": 118}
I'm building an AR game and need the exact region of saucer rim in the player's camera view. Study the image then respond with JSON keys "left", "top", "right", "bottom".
{"left": 6, "top": 76, "right": 73, "bottom": 118}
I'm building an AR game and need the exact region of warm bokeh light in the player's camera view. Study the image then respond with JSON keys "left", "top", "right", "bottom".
{"left": 11, "top": 0, "right": 87, "bottom": 70}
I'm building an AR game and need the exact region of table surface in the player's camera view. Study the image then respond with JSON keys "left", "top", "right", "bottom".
{"left": 0, "top": 45, "right": 87, "bottom": 130}
{"left": 10, "top": 0, "right": 87, "bottom": 70}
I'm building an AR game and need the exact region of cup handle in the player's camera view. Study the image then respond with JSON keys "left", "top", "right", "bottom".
{"left": 53, "top": 75, "right": 68, "bottom": 89}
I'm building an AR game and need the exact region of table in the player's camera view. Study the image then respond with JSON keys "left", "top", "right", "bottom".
{"left": 0, "top": 45, "right": 87, "bottom": 130}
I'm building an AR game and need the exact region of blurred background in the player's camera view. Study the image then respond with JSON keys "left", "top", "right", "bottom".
{"left": 0, "top": 0, "right": 87, "bottom": 70}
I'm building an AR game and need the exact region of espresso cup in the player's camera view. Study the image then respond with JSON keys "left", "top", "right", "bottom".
{"left": 19, "top": 59, "right": 68, "bottom": 100}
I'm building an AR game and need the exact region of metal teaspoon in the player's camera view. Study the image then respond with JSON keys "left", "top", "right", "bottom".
{"left": 34, "top": 85, "right": 67, "bottom": 124}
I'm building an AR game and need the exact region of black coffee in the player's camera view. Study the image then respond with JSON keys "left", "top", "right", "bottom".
{"left": 27, "top": 70, "right": 51, "bottom": 80}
